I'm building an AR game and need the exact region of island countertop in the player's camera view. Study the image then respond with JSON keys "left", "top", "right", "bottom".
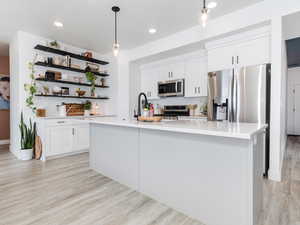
{"left": 84, "top": 117, "right": 267, "bottom": 139}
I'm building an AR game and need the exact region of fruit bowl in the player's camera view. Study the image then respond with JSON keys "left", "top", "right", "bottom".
{"left": 76, "top": 90, "right": 86, "bottom": 97}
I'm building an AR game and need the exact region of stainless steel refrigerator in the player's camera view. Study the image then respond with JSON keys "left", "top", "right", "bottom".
{"left": 207, "top": 64, "right": 271, "bottom": 176}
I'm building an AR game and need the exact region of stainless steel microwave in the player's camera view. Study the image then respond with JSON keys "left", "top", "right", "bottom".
{"left": 158, "top": 79, "right": 185, "bottom": 97}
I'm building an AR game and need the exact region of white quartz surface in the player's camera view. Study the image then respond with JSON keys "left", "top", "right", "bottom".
{"left": 36, "top": 114, "right": 116, "bottom": 120}
{"left": 85, "top": 117, "right": 267, "bottom": 139}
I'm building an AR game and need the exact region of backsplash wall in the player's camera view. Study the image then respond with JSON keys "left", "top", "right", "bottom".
{"left": 149, "top": 96, "right": 208, "bottom": 115}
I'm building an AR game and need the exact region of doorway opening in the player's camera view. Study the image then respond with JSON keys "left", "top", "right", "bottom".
{"left": 0, "top": 42, "right": 10, "bottom": 151}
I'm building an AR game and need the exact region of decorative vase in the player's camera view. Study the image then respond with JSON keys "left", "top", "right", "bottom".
{"left": 84, "top": 110, "right": 90, "bottom": 116}
{"left": 20, "top": 148, "right": 33, "bottom": 160}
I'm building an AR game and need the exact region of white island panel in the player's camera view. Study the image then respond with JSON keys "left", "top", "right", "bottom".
{"left": 90, "top": 124, "right": 139, "bottom": 190}
{"left": 89, "top": 119, "right": 265, "bottom": 225}
{"left": 139, "top": 129, "right": 260, "bottom": 225}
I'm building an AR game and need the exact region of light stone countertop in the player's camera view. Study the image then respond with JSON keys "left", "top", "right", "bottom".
{"left": 35, "top": 114, "right": 116, "bottom": 120}
{"left": 85, "top": 117, "right": 267, "bottom": 140}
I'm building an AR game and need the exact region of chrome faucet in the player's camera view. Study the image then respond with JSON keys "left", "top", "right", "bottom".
{"left": 137, "top": 92, "right": 148, "bottom": 119}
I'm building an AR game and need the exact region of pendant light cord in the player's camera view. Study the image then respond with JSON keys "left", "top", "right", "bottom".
{"left": 115, "top": 12, "right": 117, "bottom": 44}
{"left": 203, "top": 0, "right": 206, "bottom": 9}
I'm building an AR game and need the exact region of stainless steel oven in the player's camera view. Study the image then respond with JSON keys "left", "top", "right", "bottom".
{"left": 158, "top": 79, "right": 184, "bottom": 97}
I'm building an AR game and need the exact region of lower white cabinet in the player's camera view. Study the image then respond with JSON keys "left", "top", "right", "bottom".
{"left": 73, "top": 124, "right": 90, "bottom": 151}
{"left": 48, "top": 123, "right": 90, "bottom": 156}
{"left": 37, "top": 119, "right": 90, "bottom": 160}
{"left": 49, "top": 126, "right": 74, "bottom": 156}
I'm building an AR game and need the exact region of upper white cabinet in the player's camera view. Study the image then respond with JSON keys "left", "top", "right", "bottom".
{"left": 158, "top": 60, "right": 185, "bottom": 80}
{"left": 140, "top": 67, "right": 159, "bottom": 100}
{"left": 236, "top": 36, "right": 270, "bottom": 67}
{"left": 184, "top": 56, "right": 207, "bottom": 97}
{"left": 206, "top": 26, "right": 271, "bottom": 72}
{"left": 140, "top": 52, "right": 207, "bottom": 99}
{"left": 207, "top": 45, "right": 236, "bottom": 72}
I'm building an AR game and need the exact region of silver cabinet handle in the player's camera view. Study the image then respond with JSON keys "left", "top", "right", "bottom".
{"left": 72, "top": 128, "right": 75, "bottom": 135}
{"left": 232, "top": 56, "right": 234, "bottom": 65}
{"left": 57, "top": 121, "right": 65, "bottom": 124}
{"left": 198, "top": 87, "right": 200, "bottom": 93}
{"left": 236, "top": 56, "right": 239, "bottom": 64}
{"left": 195, "top": 87, "right": 197, "bottom": 94}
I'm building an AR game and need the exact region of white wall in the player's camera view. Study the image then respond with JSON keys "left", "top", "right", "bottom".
{"left": 9, "top": 31, "right": 117, "bottom": 158}
{"left": 115, "top": 0, "right": 300, "bottom": 181}
{"left": 287, "top": 67, "right": 300, "bottom": 134}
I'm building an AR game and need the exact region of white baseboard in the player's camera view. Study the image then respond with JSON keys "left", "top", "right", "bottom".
{"left": 0, "top": 139, "right": 10, "bottom": 145}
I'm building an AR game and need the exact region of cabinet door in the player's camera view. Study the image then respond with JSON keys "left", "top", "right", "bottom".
{"left": 170, "top": 61, "right": 185, "bottom": 79}
{"left": 185, "top": 57, "right": 207, "bottom": 97}
{"left": 141, "top": 67, "right": 159, "bottom": 100}
{"left": 237, "top": 36, "right": 270, "bottom": 67}
{"left": 73, "top": 124, "right": 90, "bottom": 151}
{"left": 207, "top": 45, "right": 235, "bottom": 72}
{"left": 49, "top": 126, "right": 73, "bottom": 156}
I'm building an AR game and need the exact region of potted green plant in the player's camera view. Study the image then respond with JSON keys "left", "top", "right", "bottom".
{"left": 85, "top": 71, "right": 97, "bottom": 97}
{"left": 19, "top": 112, "right": 36, "bottom": 160}
{"left": 84, "top": 100, "right": 92, "bottom": 116}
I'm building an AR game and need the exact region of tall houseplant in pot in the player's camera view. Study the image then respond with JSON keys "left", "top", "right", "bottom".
{"left": 19, "top": 113, "right": 36, "bottom": 160}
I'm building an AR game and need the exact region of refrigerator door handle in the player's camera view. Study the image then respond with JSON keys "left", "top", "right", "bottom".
{"left": 228, "top": 69, "right": 234, "bottom": 122}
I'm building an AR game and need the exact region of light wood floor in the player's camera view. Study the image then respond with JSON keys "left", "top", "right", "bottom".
{"left": 0, "top": 137, "right": 299, "bottom": 225}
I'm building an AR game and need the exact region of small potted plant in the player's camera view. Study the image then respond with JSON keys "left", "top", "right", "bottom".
{"left": 84, "top": 100, "right": 92, "bottom": 116}
{"left": 19, "top": 112, "right": 36, "bottom": 160}
{"left": 85, "top": 71, "right": 97, "bottom": 97}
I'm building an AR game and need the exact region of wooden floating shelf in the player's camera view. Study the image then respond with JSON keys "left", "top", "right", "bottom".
{"left": 34, "top": 44, "right": 109, "bottom": 65}
{"left": 34, "top": 62, "right": 109, "bottom": 77}
{"left": 35, "top": 78, "right": 109, "bottom": 88}
{"left": 35, "top": 94, "right": 109, "bottom": 100}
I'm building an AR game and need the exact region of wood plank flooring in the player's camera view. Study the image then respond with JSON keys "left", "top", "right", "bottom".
{"left": 0, "top": 137, "right": 299, "bottom": 225}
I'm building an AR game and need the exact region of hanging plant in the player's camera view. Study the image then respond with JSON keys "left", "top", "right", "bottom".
{"left": 24, "top": 62, "right": 37, "bottom": 112}
{"left": 85, "top": 71, "right": 97, "bottom": 97}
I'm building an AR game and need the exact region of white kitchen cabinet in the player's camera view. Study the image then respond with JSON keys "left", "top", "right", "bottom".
{"left": 37, "top": 119, "right": 90, "bottom": 160}
{"left": 185, "top": 56, "right": 207, "bottom": 97}
{"left": 206, "top": 27, "right": 271, "bottom": 72}
{"left": 157, "top": 60, "right": 185, "bottom": 80}
{"left": 49, "top": 126, "right": 74, "bottom": 155}
{"left": 169, "top": 61, "right": 185, "bottom": 79}
{"left": 236, "top": 36, "right": 270, "bottom": 67}
{"left": 73, "top": 124, "right": 90, "bottom": 151}
{"left": 207, "top": 45, "right": 235, "bottom": 72}
{"left": 140, "top": 67, "right": 159, "bottom": 99}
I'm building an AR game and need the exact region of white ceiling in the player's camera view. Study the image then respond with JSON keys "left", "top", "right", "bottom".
{"left": 0, "top": 0, "right": 263, "bottom": 55}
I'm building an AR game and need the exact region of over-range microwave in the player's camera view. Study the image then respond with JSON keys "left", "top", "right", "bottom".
{"left": 158, "top": 79, "right": 185, "bottom": 97}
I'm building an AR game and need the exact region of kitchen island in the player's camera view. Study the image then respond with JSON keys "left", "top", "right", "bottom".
{"left": 88, "top": 117, "right": 266, "bottom": 225}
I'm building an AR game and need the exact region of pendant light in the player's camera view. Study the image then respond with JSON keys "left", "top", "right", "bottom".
{"left": 112, "top": 6, "right": 120, "bottom": 57}
{"left": 201, "top": 0, "right": 209, "bottom": 27}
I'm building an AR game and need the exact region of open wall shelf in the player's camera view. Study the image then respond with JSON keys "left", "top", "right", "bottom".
{"left": 35, "top": 62, "right": 109, "bottom": 77}
{"left": 34, "top": 44, "right": 109, "bottom": 65}
{"left": 35, "top": 94, "right": 109, "bottom": 100}
{"left": 35, "top": 78, "right": 109, "bottom": 88}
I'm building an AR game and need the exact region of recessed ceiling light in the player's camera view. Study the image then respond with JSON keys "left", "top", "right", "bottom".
{"left": 149, "top": 28, "right": 157, "bottom": 34}
{"left": 207, "top": 1, "right": 217, "bottom": 9}
{"left": 53, "top": 21, "right": 64, "bottom": 28}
